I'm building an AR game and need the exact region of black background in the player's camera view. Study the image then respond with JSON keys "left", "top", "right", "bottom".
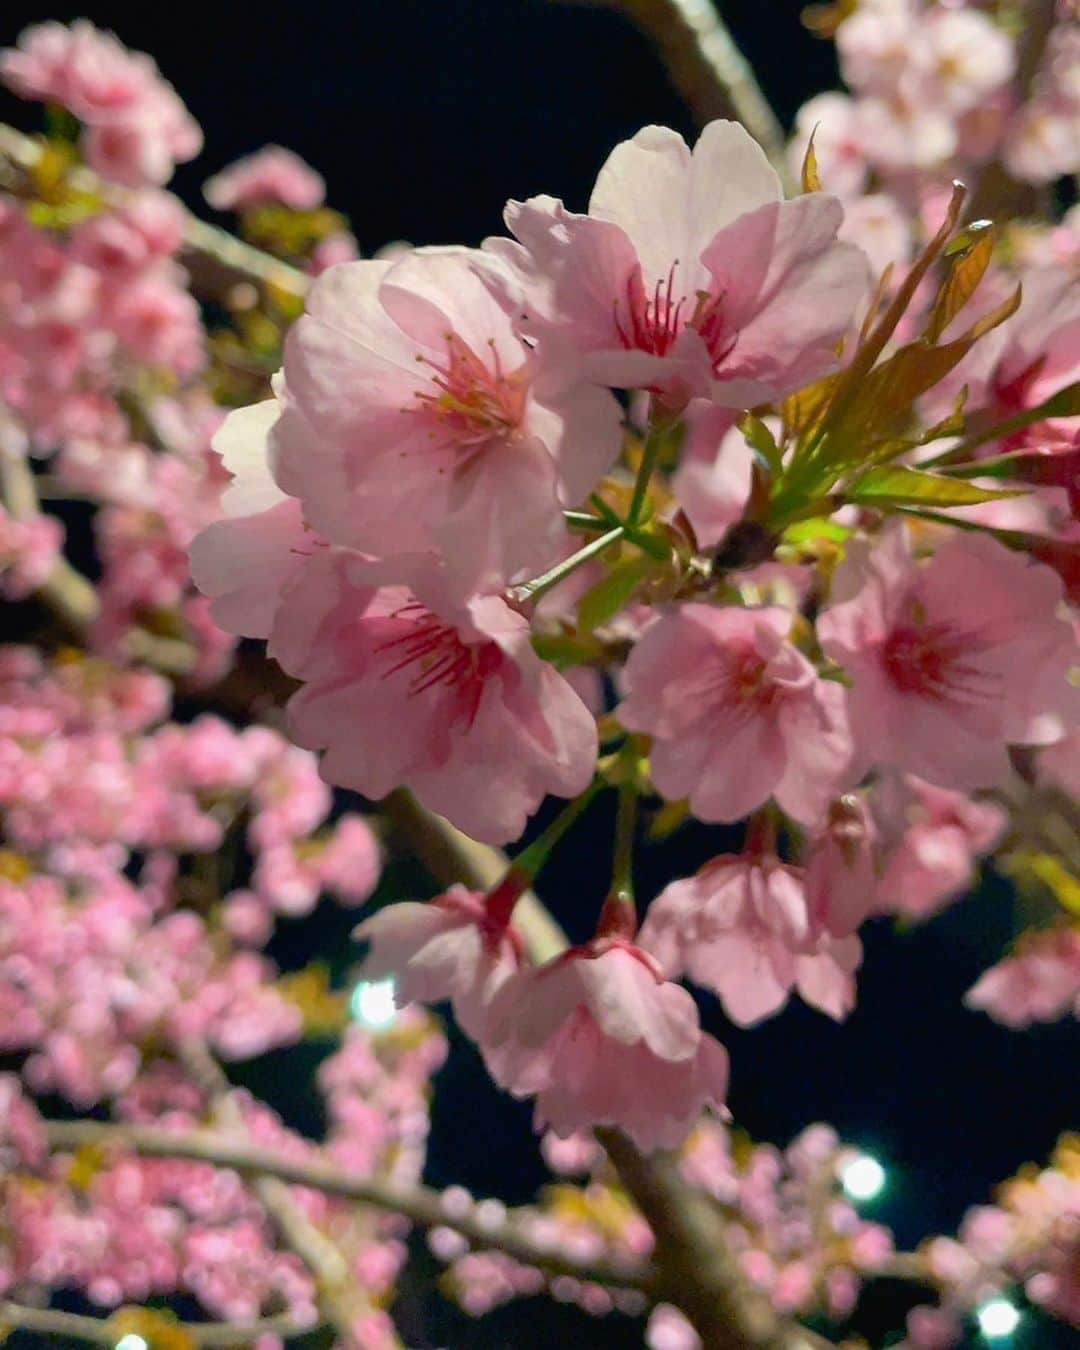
{"left": 1, "top": 3, "right": 1077, "bottom": 1346}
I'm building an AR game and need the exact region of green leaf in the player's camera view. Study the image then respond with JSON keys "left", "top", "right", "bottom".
{"left": 942, "top": 219, "right": 993, "bottom": 256}
{"left": 781, "top": 517, "right": 852, "bottom": 547}
{"left": 1040, "top": 379, "right": 1080, "bottom": 418}
{"left": 847, "top": 464, "right": 1025, "bottom": 508}
{"left": 925, "top": 225, "right": 994, "bottom": 342}
{"left": 577, "top": 555, "right": 655, "bottom": 633}
{"left": 737, "top": 412, "right": 783, "bottom": 475}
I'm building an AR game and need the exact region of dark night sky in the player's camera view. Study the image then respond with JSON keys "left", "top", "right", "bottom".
{"left": 2, "top": 3, "right": 1077, "bottom": 1347}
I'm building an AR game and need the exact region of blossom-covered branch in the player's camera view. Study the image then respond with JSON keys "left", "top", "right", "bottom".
{"left": 559, "top": 0, "right": 793, "bottom": 189}
{"left": 0, "top": 9, "right": 1077, "bottom": 1350}
{"left": 40, "top": 1116, "right": 658, "bottom": 1293}
{"left": 0, "top": 1302, "right": 308, "bottom": 1348}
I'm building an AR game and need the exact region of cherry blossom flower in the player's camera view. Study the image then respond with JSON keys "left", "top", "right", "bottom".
{"left": 204, "top": 146, "right": 326, "bottom": 212}
{"left": 268, "top": 551, "right": 597, "bottom": 843}
{"left": 618, "top": 604, "right": 853, "bottom": 825}
{"left": 668, "top": 406, "right": 751, "bottom": 548}
{"left": 489, "top": 120, "right": 869, "bottom": 411}
{"left": 1, "top": 21, "right": 202, "bottom": 187}
{"left": 788, "top": 93, "right": 869, "bottom": 199}
{"left": 927, "top": 267, "right": 1080, "bottom": 462}
{"left": 273, "top": 247, "right": 623, "bottom": 594}
{"left": 804, "top": 795, "right": 878, "bottom": 939}
{"left": 873, "top": 774, "right": 1007, "bottom": 921}
{"left": 640, "top": 854, "right": 861, "bottom": 1027}
{"left": 189, "top": 397, "right": 312, "bottom": 638}
{"left": 483, "top": 937, "right": 729, "bottom": 1149}
{"left": 818, "top": 527, "right": 1079, "bottom": 789}
{"left": 965, "top": 928, "right": 1080, "bottom": 1028}
{"left": 354, "top": 886, "right": 522, "bottom": 1036}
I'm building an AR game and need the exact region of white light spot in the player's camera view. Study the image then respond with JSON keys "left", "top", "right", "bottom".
{"left": 841, "top": 1154, "right": 886, "bottom": 1201}
{"left": 114, "top": 1336, "right": 149, "bottom": 1350}
{"left": 976, "top": 1297, "right": 1021, "bottom": 1339}
{"left": 350, "top": 977, "right": 398, "bottom": 1029}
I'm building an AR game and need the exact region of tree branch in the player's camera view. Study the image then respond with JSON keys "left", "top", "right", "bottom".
{"left": 0, "top": 451, "right": 199, "bottom": 673}
{"left": 0, "top": 453, "right": 100, "bottom": 632}
{"left": 384, "top": 793, "right": 835, "bottom": 1349}
{"left": 555, "top": 0, "right": 794, "bottom": 191}
{"left": 40, "top": 1117, "right": 655, "bottom": 1294}
{"left": 0, "top": 1302, "right": 308, "bottom": 1348}
{"left": 965, "top": 0, "right": 1057, "bottom": 224}
{"left": 177, "top": 1041, "right": 396, "bottom": 1350}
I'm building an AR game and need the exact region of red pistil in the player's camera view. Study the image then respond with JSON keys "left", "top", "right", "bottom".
{"left": 613, "top": 262, "right": 737, "bottom": 372}
{"left": 881, "top": 619, "right": 994, "bottom": 703}
{"left": 376, "top": 601, "right": 501, "bottom": 728}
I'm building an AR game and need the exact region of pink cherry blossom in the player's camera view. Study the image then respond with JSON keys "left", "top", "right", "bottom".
{"left": 204, "top": 146, "right": 327, "bottom": 211}
{"left": 268, "top": 551, "right": 597, "bottom": 844}
{"left": 818, "top": 527, "right": 1079, "bottom": 789}
{"left": 929, "top": 267, "right": 1080, "bottom": 458}
{"left": 273, "top": 247, "right": 623, "bottom": 594}
{"left": 873, "top": 774, "right": 1007, "bottom": 920}
{"left": 491, "top": 120, "right": 869, "bottom": 410}
{"left": 639, "top": 854, "right": 861, "bottom": 1027}
{"left": 189, "top": 397, "right": 312, "bottom": 638}
{"left": 618, "top": 604, "right": 853, "bottom": 825}
{"left": 1, "top": 22, "right": 202, "bottom": 187}
{"left": 668, "top": 406, "right": 752, "bottom": 548}
{"left": 354, "top": 886, "right": 522, "bottom": 1037}
{"left": 483, "top": 937, "right": 729, "bottom": 1150}
{"left": 965, "top": 928, "right": 1080, "bottom": 1028}
{"left": 0, "top": 505, "right": 62, "bottom": 600}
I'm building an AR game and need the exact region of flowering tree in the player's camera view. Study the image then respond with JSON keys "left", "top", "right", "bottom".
{"left": 0, "top": 4, "right": 1077, "bottom": 1348}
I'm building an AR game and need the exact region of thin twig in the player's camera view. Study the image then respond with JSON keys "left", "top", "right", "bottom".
{"left": 555, "top": 0, "right": 794, "bottom": 190}
{"left": 0, "top": 454, "right": 100, "bottom": 631}
{"left": 0, "top": 1301, "right": 308, "bottom": 1347}
{"left": 40, "top": 1117, "right": 656, "bottom": 1293}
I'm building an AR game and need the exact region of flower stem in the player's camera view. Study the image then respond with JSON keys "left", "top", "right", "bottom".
{"left": 611, "top": 776, "right": 640, "bottom": 904}
{"left": 516, "top": 525, "right": 624, "bottom": 601}
{"left": 628, "top": 418, "right": 672, "bottom": 526}
{"left": 511, "top": 779, "right": 605, "bottom": 882}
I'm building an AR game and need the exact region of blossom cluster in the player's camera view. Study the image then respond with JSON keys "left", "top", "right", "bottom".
{"left": 0, "top": 645, "right": 382, "bottom": 1101}
{"left": 195, "top": 109, "right": 1079, "bottom": 1153}
{"left": 439, "top": 1120, "right": 895, "bottom": 1330}
{"left": 1, "top": 20, "right": 201, "bottom": 186}
{"left": 0, "top": 11, "right": 1076, "bottom": 1350}
{"left": 794, "top": 0, "right": 1080, "bottom": 195}
{"left": 0, "top": 1004, "right": 446, "bottom": 1334}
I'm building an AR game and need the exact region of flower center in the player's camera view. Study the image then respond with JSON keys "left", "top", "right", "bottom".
{"left": 413, "top": 333, "right": 527, "bottom": 449}
{"left": 881, "top": 616, "right": 993, "bottom": 703}
{"left": 376, "top": 601, "right": 502, "bottom": 728}
{"left": 613, "top": 262, "right": 737, "bottom": 371}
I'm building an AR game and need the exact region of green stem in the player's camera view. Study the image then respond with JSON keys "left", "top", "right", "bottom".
{"left": 517, "top": 526, "right": 624, "bottom": 601}
{"left": 628, "top": 420, "right": 669, "bottom": 526}
{"left": 512, "top": 779, "right": 605, "bottom": 882}
{"left": 611, "top": 777, "right": 640, "bottom": 903}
